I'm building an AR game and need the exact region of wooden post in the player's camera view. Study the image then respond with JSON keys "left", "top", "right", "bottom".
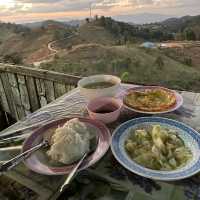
{"left": 0, "top": 72, "right": 18, "bottom": 119}
{"left": 0, "top": 109, "right": 8, "bottom": 131}
{"left": 26, "top": 76, "right": 40, "bottom": 112}
{"left": 7, "top": 73, "right": 25, "bottom": 120}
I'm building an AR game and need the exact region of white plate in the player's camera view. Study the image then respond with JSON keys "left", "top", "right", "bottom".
{"left": 111, "top": 117, "right": 200, "bottom": 181}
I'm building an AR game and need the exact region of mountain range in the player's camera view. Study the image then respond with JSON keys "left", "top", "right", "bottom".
{"left": 0, "top": 14, "right": 200, "bottom": 91}
{"left": 23, "top": 19, "right": 82, "bottom": 28}
{"left": 113, "top": 13, "right": 174, "bottom": 24}
{"left": 21, "top": 14, "right": 200, "bottom": 32}
{"left": 0, "top": 14, "right": 199, "bottom": 64}
{"left": 23, "top": 13, "right": 174, "bottom": 28}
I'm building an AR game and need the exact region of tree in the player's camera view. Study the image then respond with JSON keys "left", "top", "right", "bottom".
{"left": 123, "top": 30, "right": 130, "bottom": 44}
{"left": 99, "top": 16, "right": 106, "bottom": 26}
{"left": 3, "top": 53, "right": 23, "bottom": 65}
{"left": 110, "top": 22, "right": 121, "bottom": 37}
{"left": 192, "top": 25, "right": 200, "bottom": 40}
{"left": 184, "top": 28, "right": 196, "bottom": 41}
{"left": 184, "top": 57, "right": 192, "bottom": 66}
{"left": 94, "top": 15, "right": 98, "bottom": 20}
{"left": 85, "top": 18, "right": 90, "bottom": 23}
{"left": 151, "top": 30, "right": 163, "bottom": 41}
{"left": 54, "top": 29, "right": 67, "bottom": 40}
{"left": 155, "top": 56, "right": 164, "bottom": 69}
{"left": 175, "top": 32, "right": 184, "bottom": 41}
{"left": 134, "top": 59, "right": 141, "bottom": 67}
{"left": 123, "top": 57, "right": 132, "bottom": 68}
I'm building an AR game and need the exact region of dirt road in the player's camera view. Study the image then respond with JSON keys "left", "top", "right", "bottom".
{"left": 33, "top": 34, "right": 75, "bottom": 67}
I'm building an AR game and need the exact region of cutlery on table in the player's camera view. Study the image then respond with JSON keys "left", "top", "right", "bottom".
{"left": 0, "top": 112, "right": 82, "bottom": 141}
{"left": 60, "top": 134, "right": 98, "bottom": 192}
{"left": 0, "top": 140, "right": 49, "bottom": 173}
{"left": 0, "top": 124, "right": 41, "bottom": 140}
{"left": 60, "top": 153, "right": 88, "bottom": 192}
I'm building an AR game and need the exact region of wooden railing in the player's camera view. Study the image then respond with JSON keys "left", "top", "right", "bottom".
{"left": 0, "top": 63, "right": 81, "bottom": 121}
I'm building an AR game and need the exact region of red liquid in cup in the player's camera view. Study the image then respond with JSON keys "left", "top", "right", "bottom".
{"left": 94, "top": 104, "right": 118, "bottom": 114}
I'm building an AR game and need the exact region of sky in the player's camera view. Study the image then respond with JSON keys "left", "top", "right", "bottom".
{"left": 0, "top": 0, "right": 199, "bottom": 23}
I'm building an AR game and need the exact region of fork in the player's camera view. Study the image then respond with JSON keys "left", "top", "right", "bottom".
{"left": 0, "top": 140, "right": 49, "bottom": 173}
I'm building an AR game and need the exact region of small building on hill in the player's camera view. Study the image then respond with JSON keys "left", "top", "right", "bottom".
{"left": 140, "top": 42, "right": 157, "bottom": 49}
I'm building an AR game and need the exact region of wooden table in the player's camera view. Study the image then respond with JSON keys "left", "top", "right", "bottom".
{"left": 1, "top": 84, "right": 200, "bottom": 200}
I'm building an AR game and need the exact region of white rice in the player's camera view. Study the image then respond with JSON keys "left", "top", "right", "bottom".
{"left": 47, "top": 118, "right": 90, "bottom": 164}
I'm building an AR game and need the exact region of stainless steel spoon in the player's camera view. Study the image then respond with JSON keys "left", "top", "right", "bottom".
{"left": 60, "top": 152, "right": 88, "bottom": 192}
{"left": 60, "top": 134, "right": 98, "bottom": 192}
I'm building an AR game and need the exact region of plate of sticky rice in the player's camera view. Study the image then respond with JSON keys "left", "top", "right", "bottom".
{"left": 22, "top": 117, "right": 111, "bottom": 175}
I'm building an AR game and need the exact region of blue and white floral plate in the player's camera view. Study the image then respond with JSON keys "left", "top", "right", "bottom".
{"left": 111, "top": 117, "right": 200, "bottom": 181}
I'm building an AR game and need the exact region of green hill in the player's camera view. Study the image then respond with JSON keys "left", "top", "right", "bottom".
{"left": 55, "top": 20, "right": 118, "bottom": 50}
{"left": 0, "top": 27, "right": 53, "bottom": 64}
{"left": 0, "top": 21, "right": 74, "bottom": 64}
{"left": 142, "top": 15, "right": 200, "bottom": 41}
{"left": 1, "top": 17, "right": 200, "bottom": 92}
{"left": 161, "top": 15, "right": 200, "bottom": 31}
{"left": 41, "top": 44, "right": 200, "bottom": 91}
{"left": 24, "top": 20, "right": 71, "bottom": 29}
{"left": 0, "top": 22, "right": 29, "bottom": 41}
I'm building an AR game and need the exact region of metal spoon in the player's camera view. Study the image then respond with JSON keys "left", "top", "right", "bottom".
{"left": 60, "top": 152, "right": 88, "bottom": 192}
{"left": 0, "top": 140, "right": 49, "bottom": 173}
{"left": 60, "top": 134, "right": 98, "bottom": 192}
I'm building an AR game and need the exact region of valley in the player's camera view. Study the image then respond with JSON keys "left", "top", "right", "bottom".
{"left": 0, "top": 15, "right": 200, "bottom": 92}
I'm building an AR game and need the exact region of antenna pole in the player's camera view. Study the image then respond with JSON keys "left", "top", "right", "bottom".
{"left": 90, "top": 3, "right": 92, "bottom": 18}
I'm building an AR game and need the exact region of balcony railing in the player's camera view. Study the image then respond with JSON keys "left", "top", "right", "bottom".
{"left": 0, "top": 63, "right": 81, "bottom": 121}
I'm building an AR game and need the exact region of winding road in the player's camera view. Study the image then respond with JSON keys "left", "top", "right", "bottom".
{"left": 48, "top": 40, "right": 59, "bottom": 53}
{"left": 33, "top": 41, "right": 58, "bottom": 67}
{"left": 32, "top": 32, "right": 103, "bottom": 67}
{"left": 33, "top": 33, "right": 75, "bottom": 67}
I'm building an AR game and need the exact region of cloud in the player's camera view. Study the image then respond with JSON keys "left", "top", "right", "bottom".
{"left": 0, "top": 0, "right": 199, "bottom": 23}
{"left": 0, "top": 1, "right": 32, "bottom": 14}
{"left": 14, "top": 0, "right": 95, "bottom": 13}
{"left": 17, "top": 0, "right": 63, "bottom": 3}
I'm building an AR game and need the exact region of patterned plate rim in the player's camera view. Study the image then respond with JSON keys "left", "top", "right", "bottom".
{"left": 111, "top": 117, "right": 200, "bottom": 181}
{"left": 123, "top": 86, "right": 183, "bottom": 114}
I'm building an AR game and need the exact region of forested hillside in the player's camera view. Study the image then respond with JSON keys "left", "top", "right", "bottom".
{"left": 0, "top": 15, "right": 200, "bottom": 91}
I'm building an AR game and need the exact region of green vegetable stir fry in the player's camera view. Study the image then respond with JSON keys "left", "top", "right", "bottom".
{"left": 125, "top": 125, "right": 192, "bottom": 171}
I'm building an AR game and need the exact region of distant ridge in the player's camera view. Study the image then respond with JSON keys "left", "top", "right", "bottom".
{"left": 21, "top": 14, "right": 200, "bottom": 29}
{"left": 23, "top": 19, "right": 82, "bottom": 28}
{"left": 160, "top": 15, "right": 200, "bottom": 31}
{"left": 113, "top": 13, "right": 174, "bottom": 24}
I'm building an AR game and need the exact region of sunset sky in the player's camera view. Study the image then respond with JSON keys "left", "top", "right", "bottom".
{"left": 0, "top": 0, "right": 199, "bottom": 23}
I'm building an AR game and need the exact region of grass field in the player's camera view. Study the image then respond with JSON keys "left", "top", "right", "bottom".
{"left": 0, "top": 27, "right": 55, "bottom": 64}
{"left": 161, "top": 44, "right": 200, "bottom": 69}
{"left": 41, "top": 44, "right": 200, "bottom": 91}
{"left": 55, "top": 23, "right": 118, "bottom": 50}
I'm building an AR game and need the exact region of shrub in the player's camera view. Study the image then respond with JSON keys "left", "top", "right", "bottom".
{"left": 134, "top": 59, "right": 141, "bottom": 67}
{"left": 67, "top": 44, "right": 72, "bottom": 50}
{"left": 184, "top": 57, "right": 192, "bottom": 66}
{"left": 124, "top": 57, "right": 132, "bottom": 68}
{"left": 155, "top": 56, "right": 164, "bottom": 69}
{"left": 121, "top": 72, "right": 129, "bottom": 82}
{"left": 3, "top": 53, "right": 23, "bottom": 64}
